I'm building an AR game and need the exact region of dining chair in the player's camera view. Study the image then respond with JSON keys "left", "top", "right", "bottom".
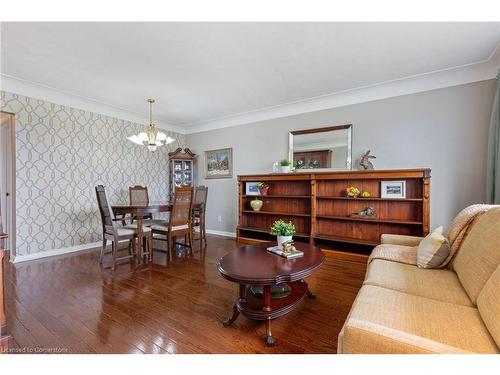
{"left": 151, "top": 186, "right": 194, "bottom": 261}
{"left": 95, "top": 185, "right": 153, "bottom": 270}
{"left": 129, "top": 185, "right": 168, "bottom": 227}
{"left": 192, "top": 186, "right": 208, "bottom": 250}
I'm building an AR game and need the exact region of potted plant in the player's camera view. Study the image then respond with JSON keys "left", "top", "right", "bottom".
{"left": 256, "top": 182, "right": 270, "bottom": 196}
{"left": 271, "top": 220, "right": 296, "bottom": 247}
{"left": 280, "top": 159, "right": 292, "bottom": 173}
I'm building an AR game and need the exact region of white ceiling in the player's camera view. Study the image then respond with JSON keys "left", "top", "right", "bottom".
{"left": 1, "top": 22, "right": 500, "bottom": 132}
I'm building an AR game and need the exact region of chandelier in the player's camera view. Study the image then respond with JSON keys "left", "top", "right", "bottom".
{"left": 127, "top": 99, "right": 175, "bottom": 152}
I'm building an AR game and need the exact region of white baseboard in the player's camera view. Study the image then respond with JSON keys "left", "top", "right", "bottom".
{"left": 205, "top": 229, "right": 236, "bottom": 238}
{"left": 11, "top": 230, "right": 236, "bottom": 263}
{"left": 11, "top": 241, "right": 103, "bottom": 264}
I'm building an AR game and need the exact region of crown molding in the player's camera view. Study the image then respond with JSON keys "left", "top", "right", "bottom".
{"left": 186, "top": 47, "right": 500, "bottom": 134}
{"left": 0, "top": 74, "right": 187, "bottom": 134}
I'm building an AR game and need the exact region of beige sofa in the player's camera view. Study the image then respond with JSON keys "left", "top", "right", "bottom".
{"left": 338, "top": 208, "right": 500, "bottom": 354}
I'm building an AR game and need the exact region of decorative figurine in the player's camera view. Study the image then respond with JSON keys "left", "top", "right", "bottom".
{"left": 361, "top": 191, "right": 371, "bottom": 198}
{"left": 282, "top": 239, "right": 296, "bottom": 254}
{"left": 352, "top": 206, "right": 377, "bottom": 218}
{"left": 359, "top": 150, "right": 376, "bottom": 170}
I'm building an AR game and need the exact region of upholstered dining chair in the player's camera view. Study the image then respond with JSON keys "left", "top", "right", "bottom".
{"left": 192, "top": 186, "right": 208, "bottom": 250}
{"left": 129, "top": 185, "right": 168, "bottom": 227}
{"left": 95, "top": 185, "right": 153, "bottom": 270}
{"left": 151, "top": 186, "right": 194, "bottom": 261}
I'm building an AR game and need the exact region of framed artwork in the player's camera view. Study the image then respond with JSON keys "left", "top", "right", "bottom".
{"left": 381, "top": 180, "right": 406, "bottom": 199}
{"left": 205, "top": 147, "right": 233, "bottom": 179}
{"left": 245, "top": 182, "right": 260, "bottom": 196}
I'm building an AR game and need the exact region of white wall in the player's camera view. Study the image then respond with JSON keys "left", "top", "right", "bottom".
{"left": 187, "top": 80, "right": 497, "bottom": 234}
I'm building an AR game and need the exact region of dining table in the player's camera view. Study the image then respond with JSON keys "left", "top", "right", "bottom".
{"left": 111, "top": 201, "right": 203, "bottom": 260}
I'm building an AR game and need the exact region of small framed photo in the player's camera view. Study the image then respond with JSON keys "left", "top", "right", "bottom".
{"left": 381, "top": 180, "right": 406, "bottom": 199}
{"left": 205, "top": 147, "right": 233, "bottom": 179}
{"left": 245, "top": 182, "right": 260, "bottom": 196}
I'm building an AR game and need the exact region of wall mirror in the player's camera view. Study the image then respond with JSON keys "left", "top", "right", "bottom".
{"left": 288, "top": 124, "right": 352, "bottom": 171}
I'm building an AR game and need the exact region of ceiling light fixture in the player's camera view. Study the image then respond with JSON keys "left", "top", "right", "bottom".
{"left": 128, "top": 99, "right": 174, "bottom": 152}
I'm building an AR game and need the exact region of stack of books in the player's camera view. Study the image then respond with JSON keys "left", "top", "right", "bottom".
{"left": 267, "top": 246, "right": 304, "bottom": 259}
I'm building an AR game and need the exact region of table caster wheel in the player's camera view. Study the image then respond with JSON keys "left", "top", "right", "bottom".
{"left": 265, "top": 335, "right": 274, "bottom": 347}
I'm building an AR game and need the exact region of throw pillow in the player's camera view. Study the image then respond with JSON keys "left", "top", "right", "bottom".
{"left": 417, "top": 226, "right": 451, "bottom": 268}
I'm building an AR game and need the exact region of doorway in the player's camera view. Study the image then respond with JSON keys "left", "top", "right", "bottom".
{"left": 0, "top": 111, "right": 15, "bottom": 258}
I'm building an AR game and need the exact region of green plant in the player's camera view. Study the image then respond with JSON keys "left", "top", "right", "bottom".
{"left": 280, "top": 159, "right": 292, "bottom": 167}
{"left": 270, "top": 220, "right": 296, "bottom": 236}
{"left": 256, "top": 182, "right": 269, "bottom": 190}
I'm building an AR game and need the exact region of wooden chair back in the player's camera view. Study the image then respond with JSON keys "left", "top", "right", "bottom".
{"left": 194, "top": 185, "right": 208, "bottom": 208}
{"left": 129, "top": 185, "right": 152, "bottom": 220}
{"left": 129, "top": 185, "right": 149, "bottom": 206}
{"left": 95, "top": 185, "right": 116, "bottom": 233}
{"left": 170, "top": 186, "right": 194, "bottom": 231}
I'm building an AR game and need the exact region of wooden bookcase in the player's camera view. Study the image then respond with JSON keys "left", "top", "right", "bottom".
{"left": 237, "top": 169, "right": 430, "bottom": 254}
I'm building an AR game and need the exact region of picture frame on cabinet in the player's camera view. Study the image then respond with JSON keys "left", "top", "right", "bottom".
{"left": 245, "top": 182, "right": 260, "bottom": 196}
{"left": 381, "top": 180, "right": 406, "bottom": 198}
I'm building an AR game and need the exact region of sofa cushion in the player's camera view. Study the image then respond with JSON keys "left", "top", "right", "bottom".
{"left": 453, "top": 208, "right": 500, "bottom": 305}
{"left": 364, "top": 259, "right": 473, "bottom": 306}
{"left": 380, "top": 234, "right": 423, "bottom": 247}
{"left": 416, "top": 226, "right": 451, "bottom": 268}
{"left": 340, "top": 285, "right": 498, "bottom": 354}
{"left": 477, "top": 264, "right": 500, "bottom": 348}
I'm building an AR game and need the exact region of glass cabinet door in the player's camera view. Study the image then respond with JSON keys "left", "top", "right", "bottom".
{"left": 183, "top": 161, "right": 193, "bottom": 186}
{"left": 173, "top": 160, "right": 183, "bottom": 187}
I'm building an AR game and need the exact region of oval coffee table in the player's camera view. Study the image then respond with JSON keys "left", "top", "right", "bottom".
{"left": 217, "top": 242, "right": 325, "bottom": 346}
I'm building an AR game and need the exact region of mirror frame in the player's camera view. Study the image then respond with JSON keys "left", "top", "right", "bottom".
{"left": 288, "top": 124, "right": 352, "bottom": 171}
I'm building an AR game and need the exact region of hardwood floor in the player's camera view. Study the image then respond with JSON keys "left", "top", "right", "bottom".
{"left": 3, "top": 235, "right": 366, "bottom": 354}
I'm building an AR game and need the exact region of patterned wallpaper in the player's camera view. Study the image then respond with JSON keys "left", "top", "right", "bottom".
{"left": 1, "top": 91, "right": 186, "bottom": 256}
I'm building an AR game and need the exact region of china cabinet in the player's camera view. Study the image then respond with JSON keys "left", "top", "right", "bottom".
{"left": 168, "top": 148, "right": 196, "bottom": 196}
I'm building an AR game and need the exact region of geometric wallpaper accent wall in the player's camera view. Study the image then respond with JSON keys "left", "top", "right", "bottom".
{"left": 1, "top": 91, "right": 186, "bottom": 256}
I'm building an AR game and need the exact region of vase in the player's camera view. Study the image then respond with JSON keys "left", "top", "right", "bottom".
{"left": 250, "top": 198, "right": 263, "bottom": 212}
{"left": 259, "top": 187, "right": 269, "bottom": 196}
{"left": 280, "top": 166, "right": 290, "bottom": 173}
{"left": 277, "top": 235, "right": 293, "bottom": 248}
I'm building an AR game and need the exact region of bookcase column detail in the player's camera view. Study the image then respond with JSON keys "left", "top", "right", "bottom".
{"left": 310, "top": 178, "right": 317, "bottom": 245}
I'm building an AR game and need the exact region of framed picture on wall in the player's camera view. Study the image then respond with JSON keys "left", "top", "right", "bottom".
{"left": 204, "top": 147, "right": 233, "bottom": 179}
{"left": 381, "top": 180, "right": 406, "bottom": 198}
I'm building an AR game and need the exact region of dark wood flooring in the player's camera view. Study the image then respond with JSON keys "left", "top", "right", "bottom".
{"left": 3, "top": 235, "right": 366, "bottom": 353}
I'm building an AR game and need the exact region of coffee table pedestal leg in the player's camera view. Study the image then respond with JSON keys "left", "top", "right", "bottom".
{"left": 223, "top": 284, "right": 246, "bottom": 326}
{"left": 304, "top": 280, "right": 316, "bottom": 299}
{"left": 263, "top": 285, "right": 274, "bottom": 346}
{"left": 265, "top": 319, "right": 274, "bottom": 346}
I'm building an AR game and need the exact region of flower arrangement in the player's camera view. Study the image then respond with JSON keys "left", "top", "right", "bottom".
{"left": 256, "top": 182, "right": 270, "bottom": 195}
{"left": 346, "top": 186, "right": 360, "bottom": 197}
{"left": 270, "top": 220, "right": 296, "bottom": 236}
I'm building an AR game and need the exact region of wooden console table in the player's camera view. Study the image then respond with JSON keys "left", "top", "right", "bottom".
{"left": 237, "top": 169, "right": 430, "bottom": 254}
{"left": 218, "top": 242, "right": 325, "bottom": 346}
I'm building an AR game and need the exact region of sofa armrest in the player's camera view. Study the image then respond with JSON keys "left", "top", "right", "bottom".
{"left": 380, "top": 234, "right": 424, "bottom": 247}
{"left": 341, "top": 319, "right": 472, "bottom": 354}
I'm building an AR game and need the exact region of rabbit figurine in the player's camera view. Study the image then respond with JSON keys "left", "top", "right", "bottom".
{"left": 359, "top": 150, "right": 376, "bottom": 170}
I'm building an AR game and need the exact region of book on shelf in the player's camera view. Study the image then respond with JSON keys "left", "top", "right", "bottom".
{"left": 266, "top": 246, "right": 304, "bottom": 259}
